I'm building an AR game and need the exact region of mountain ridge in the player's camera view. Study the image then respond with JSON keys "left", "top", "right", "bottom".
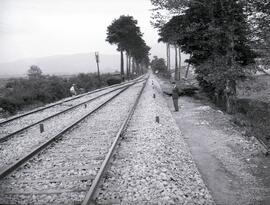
{"left": 0, "top": 53, "right": 120, "bottom": 77}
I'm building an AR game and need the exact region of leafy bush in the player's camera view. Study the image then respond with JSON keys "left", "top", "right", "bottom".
{"left": 151, "top": 56, "right": 166, "bottom": 72}
{"left": 236, "top": 98, "right": 270, "bottom": 145}
{"left": 106, "top": 77, "right": 122, "bottom": 86}
{"left": 0, "top": 72, "right": 119, "bottom": 114}
{"left": 0, "top": 97, "right": 21, "bottom": 114}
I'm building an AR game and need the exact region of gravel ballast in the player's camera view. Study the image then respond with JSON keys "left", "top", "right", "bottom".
{"left": 95, "top": 76, "right": 214, "bottom": 204}
{"left": 0, "top": 83, "right": 133, "bottom": 139}
{"left": 0, "top": 89, "right": 122, "bottom": 170}
{"left": 0, "top": 81, "right": 145, "bottom": 205}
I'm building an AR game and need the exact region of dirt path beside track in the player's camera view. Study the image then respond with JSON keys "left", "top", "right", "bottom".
{"left": 158, "top": 77, "right": 270, "bottom": 205}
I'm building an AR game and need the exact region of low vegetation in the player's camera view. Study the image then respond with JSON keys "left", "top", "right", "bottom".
{"left": 237, "top": 75, "right": 270, "bottom": 102}
{"left": 0, "top": 66, "right": 122, "bottom": 115}
{"left": 234, "top": 75, "right": 270, "bottom": 146}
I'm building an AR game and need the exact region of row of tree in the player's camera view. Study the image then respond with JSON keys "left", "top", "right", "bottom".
{"left": 106, "top": 15, "right": 151, "bottom": 81}
{"left": 151, "top": 0, "right": 270, "bottom": 113}
{"left": 151, "top": 56, "right": 167, "bottom": 72}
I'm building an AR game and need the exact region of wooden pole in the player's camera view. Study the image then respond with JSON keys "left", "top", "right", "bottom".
{"left": 174, "top": 45, "right": 179, "bottom": 81}
{"left": 156, "top": 116, "right": 160, "bottom": 123}
{"left": 39, "top": 124, "right": 44, "bottom": 133}
{"left": 95, "top": 52, "right": 101, "bottom": 82}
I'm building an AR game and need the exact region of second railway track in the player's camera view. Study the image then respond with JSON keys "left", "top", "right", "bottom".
{"left": 0, "top": 77, "right": 143, "bottom": 141}
{"left": 0, "top": 78, "right": 145, "bottom": 176}
{"left": 0, "top": 77, "right": 148, "bottom": 204}
{"left": 0, "top": 76, "right": 144, "bottom": 128}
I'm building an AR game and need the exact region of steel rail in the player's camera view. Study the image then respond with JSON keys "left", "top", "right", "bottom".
{"left": 0, "top": 79, "right": 144, "bottom": 143}
{"left": 0, "top": 79, "right": 145, "bottom": 180}
{"left": 81, "top": 76, "right": 149, "bottom": 205}
{"left": 0, "top": 75, "right": 144, "bottom": 126}
{"left": 254, "top": 135, "right": 269, "bottom": 156}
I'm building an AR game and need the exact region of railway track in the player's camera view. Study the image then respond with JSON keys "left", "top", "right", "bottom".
{"left": 0, "top": 76, "right": 148, "bottom": 204}
{"left": 0, "top": 77, "right": 145, "bottom": 176}
{"left": 91, "top": 76, "right": 214, "bottom": 204}
{"left": 0, "top": 75, "right": 144, "bottom": 128}
{"left": 0, "top": 76, "right": 144, "bottom": 141}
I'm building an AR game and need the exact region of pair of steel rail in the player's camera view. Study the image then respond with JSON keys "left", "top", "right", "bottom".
{"left": 0, "top": 75, "right": 144, "bottom": 127}
{"left": 0, "top": 76, "right": 148, "bottom": 205}
{"left": 0, "top": 77, "right": 147, "bottom": 179}
{"left": 0, "top": 80, "right": 140, "bottom": 143}
{"left": 82, "top": 76, "right": 149, "bottom": 205}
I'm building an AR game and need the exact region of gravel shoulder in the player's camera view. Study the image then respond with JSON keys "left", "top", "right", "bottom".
{"left": 95, "top": 75, "right": 214, "bottom": 204}
{"left": 157, "top": 77, "right": 270, "bottom": 205}
{"left": 0, "top": 90, "right": 119, "bottom": 170}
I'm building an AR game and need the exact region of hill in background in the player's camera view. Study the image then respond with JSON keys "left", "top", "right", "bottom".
{"left": 0, "top": 53, "right": 120, "bottom": 77}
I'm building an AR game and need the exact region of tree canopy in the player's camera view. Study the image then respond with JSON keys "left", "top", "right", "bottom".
{"left": 106, "top": 15, "right": 150, "bottom": 79}
{"left": 246, "top": 0, "right": 270, "bottom": 68}
{"left": 27, "top": 65, "right": 43, "bottom": 80}
{"left": 151, "top": 0, "right": 266, "bottom": 113}
{"left": 151, "top": 56, "right": 167, "bottom": 72}
{"left": 106, "top": 15, "right": 142, "bottom": 52}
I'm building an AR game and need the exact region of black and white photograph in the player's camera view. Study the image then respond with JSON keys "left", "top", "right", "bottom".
{"left": 0, "top": 0, "right": 269, "bottom": 204}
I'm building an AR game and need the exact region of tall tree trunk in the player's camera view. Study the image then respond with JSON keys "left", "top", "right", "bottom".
{"left": 128, "top": 55, "right": 131, "bottom": 78}
{"left": 225, "top": 24, "right": 236, "bottom": 114}
{"left": 217, "top": 0, "right": 236, "bottom": 114}
{"left": 137, "top": 63, "right": 140, "bottom": 75}
{"left": 185, "top": 54, "right": 192, "bottom": 78}
{"left": 120, "top": 50, "right": 124, "bottom": 81}
{"left": 140, "top": 64, "right": 143, "bottom": 75}
{"left": 178, "top": 47, "right": 181, "bottom": 80}
{"left": 131, "top": 58, "right": 135, "bottom": 76}
{"left": 174, "top": 44, "right": 179, "bottom": 81}
{"left": 126, "top": 52, "right": 129, "bottom": 80}
{"left": 169, "top": 45, "right": 171, "bottom": 72}
{"left": 135, "top": 61, "right": 139, "bottom": 75}
{"left": 166, "top": 43, "right": 169, "bottom": 71}
{"left": 225, "top": 79, "right": 236, "bottom": 114}
{"left": 185, "top": 63, "right": 191, "bottom": 79}
{"left": 166, "top": 43, "right": 171, "bottom": 72}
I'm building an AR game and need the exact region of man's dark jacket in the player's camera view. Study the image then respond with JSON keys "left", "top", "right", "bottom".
{"left": 172, "top": 86, "right": 180, "bottom": 99}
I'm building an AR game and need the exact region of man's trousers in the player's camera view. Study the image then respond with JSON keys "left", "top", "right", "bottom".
{"left": 173, "top": 98, "right": 179, "bottom": 111}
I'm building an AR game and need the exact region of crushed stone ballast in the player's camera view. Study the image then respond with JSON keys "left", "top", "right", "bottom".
{"left": 0, "top": 80, "right": 147, "bottom": 204}
{"left": 94, "top": 75, "right": 215, "bottom": 204}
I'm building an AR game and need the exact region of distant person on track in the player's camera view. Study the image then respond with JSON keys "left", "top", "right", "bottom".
{"left": 172, "top": 82, "right": 180, "bottom": 111}
{"left": 70, "top": 84, "right": 77, "bottom": 96}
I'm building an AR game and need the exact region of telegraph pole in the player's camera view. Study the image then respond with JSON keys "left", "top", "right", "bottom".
{"left": 95, "top": 52, "right": 101, "bottom": 81}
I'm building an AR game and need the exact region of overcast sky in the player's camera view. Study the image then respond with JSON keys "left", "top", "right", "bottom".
{"left": 0, "top": 0, "right": 166, "bottom": 63}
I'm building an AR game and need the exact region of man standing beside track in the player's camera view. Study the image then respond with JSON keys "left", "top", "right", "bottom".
{"left": 70, "top": 84, "right": 77, "bottom": 96}
{"left": 172, "top": 82, "right": 180, "bottom": 111}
